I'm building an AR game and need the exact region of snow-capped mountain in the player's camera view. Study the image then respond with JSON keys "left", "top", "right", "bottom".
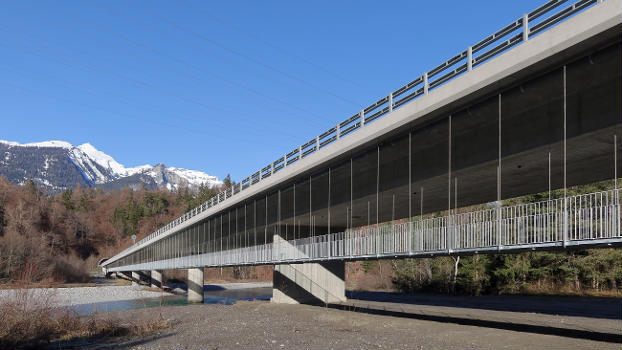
{"left": 0, "top": 139, "right": 222, "bottom": 193}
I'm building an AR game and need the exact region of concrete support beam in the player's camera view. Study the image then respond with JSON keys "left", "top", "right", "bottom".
{"left": 151, "top": 270, "right": 163, "bottom": 289}
{"left": 271, "top": 234, "right": 346, "bottom": 304}
{"left": 187, "top": 268, "right": 204, "bottom": 303}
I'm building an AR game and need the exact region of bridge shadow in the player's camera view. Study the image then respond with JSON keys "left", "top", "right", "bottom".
{"left": 345, "top": 290, "right": 621, "bottom": 319}
{"left": 330, "top": 291, "right": 622, "bottom": 343}
{"left": 163, "top": 282, "right": 227, "bottom": 293}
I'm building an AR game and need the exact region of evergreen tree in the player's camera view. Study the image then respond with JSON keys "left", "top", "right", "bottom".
{"left": 0, "top": 201, "right": 6, "bottom": 236}
{"left": 61, "top": 189, "right": 75, "bottom": 211}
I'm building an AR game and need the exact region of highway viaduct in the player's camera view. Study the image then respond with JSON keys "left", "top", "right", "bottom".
{"left": 102, "top": 0, "right": 622, "bottom": 304}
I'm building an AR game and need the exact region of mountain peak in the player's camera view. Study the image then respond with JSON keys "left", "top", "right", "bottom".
{"left": 0, "top": 139, "right": 221, "bottom": 193}
{"left": 77, "top": 142, "right": 127, "bottom": 176}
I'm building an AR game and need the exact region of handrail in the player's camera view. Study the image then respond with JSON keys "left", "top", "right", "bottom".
{"left": 103, "top": 0, "right": 605, "bottom": 267}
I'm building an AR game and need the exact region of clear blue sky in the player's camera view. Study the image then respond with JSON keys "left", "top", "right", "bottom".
{"left": 0, "top": 0, "right": 544, "bottom": 182}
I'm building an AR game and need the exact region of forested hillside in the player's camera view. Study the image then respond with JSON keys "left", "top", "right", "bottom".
{"left": 0, "top": 176, "right": 220, "bottom": 283}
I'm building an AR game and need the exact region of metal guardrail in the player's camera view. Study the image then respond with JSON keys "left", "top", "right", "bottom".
{"left": 103, "top": 0, "right": 604, "bottom": 267}
{"left": 105, "top": 188, "right": 621, "bottom": 271}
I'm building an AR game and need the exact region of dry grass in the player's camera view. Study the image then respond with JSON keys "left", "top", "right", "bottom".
{"left": 0, "top": 288, "right": 169, "bottom": 349}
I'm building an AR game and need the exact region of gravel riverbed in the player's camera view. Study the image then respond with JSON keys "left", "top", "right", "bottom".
{"left": 80, "top": 301, "right": 619, "bottom": 350}
{"left": 0, "top": 285, "right": 172, "bottom": 306}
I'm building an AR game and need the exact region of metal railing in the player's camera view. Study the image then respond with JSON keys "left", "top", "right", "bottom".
{"left": 105, "top": 188, "right": 621, "bottom": 271}
{"left": 103, "top": 0, "right": 605, "bottom": 267}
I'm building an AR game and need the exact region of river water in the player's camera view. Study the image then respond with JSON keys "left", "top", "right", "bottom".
{"left": 71, "top": 286, "right": 273, "bottom": 315}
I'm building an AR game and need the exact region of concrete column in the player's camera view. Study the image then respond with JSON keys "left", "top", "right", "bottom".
{"left": 141, "top": 270, "right": 151, "bottom": 284}
{"left": 151, "top": 270, "right": 163, "bottom": 289}
{"left": 131, "top": 271, "right": 140, "bottom": 286}
{"left": 271, "top": 234, "right": 346, "bottom": 304}
{"left": 187, "top": 268, "right": 204, "bottom": 303}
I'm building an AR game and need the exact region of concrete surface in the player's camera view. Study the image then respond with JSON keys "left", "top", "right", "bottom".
{"left": 151, "top": 270, "right": 162, "bottom": 289}
{"left": 271, "top": 234, "right": 346, "bottom": 304}
{"left": 187, "top": 268, "right": 204, "bottom": 303}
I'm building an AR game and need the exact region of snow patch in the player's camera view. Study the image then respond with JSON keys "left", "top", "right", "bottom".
{"left": 125, "top": 164, "right": 152, "bottom": 176}
{"left": 0, "top": 139, "right": 73, "bottom": 149}
{"left": 168, "top": 167, "right": 222, "bottom": 188}
{"left": 77, "top": 143, "right": 127, "bottom": 176}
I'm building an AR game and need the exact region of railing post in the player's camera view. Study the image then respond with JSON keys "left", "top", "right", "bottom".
{"left": 423, "top": 72, "right": 429, "bottom": 94}
{"left": 388, "top": 93, "right": 393, "bottom": 112}
{"left": 298, "top": 146, "right": 302, "bottom": 160}
{"left": 563, "top": 197, "right": 568, "bottom": 248}
{"left": 408, "top": 221, "right": 412, "bottom": 254}
{"left": 359, "top": 110, "right": 365, "bottom": 127}
{"left": 336, "top": 123, "right": 341, "bottom": 140}
{"left": 467, "top": 46, "right": 473, "bottom": 71}
{"left": 497, "top": 201, "right": 502, "bottom": 252}
{"left": 315, "top": 135, "right": 320, "bottom": 151}
{"left": 447, "top": 215, "right": 452, "bottom": 255}
{"left": 376, "top": 226, "right": 380, "bottom": 257}
{"left": 522, "top": 14, "right": 529, "bottom": 42}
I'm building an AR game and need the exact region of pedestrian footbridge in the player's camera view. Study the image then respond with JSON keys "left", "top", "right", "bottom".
{"left": 102, "top": 0, "right": 622, "bottom": 304}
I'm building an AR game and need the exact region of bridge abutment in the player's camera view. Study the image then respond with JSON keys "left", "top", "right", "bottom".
{"left": 187, "top": 268, "right": 204, "bottom": 303}
{"left": 271, "top": 234, "right": 346, "bottom": 304}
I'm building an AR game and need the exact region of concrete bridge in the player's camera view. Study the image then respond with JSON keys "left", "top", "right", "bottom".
{"left": 102, "top": 0, "right": 622, "bottom": 304}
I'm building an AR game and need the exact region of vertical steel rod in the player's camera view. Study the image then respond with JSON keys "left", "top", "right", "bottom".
{"left": 409, "top": 133, "right": 412, "bottom": 252}
{"left": 497, "top": 93, "right": 502, "bottom": 251}
{"left": 448, "top": 115, "right": 452, "bottom": 253}
{"left": 615, "top": 134, "right": 618, "bottom": 190}
{"left": 549, "top": 152, "right": 552, "bottom": 200}
{"left": 377, "top": 146, "right": 380, "bottom": 226}
{"left": 563, "top": 66, "right": 568, "bottom": 248}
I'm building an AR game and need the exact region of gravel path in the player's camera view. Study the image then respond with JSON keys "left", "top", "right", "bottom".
{"left": 0, "top": 285, "right": 172, "bottom": 307}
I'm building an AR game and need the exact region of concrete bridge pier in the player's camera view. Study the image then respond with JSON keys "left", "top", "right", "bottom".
{"left": 151, "top": 270, "right": 163, "bottom": 289}
{"left": 187, "top": 268, "right": 204, "bottom": 303}
{"left": 140, "top": 270, "right": 151, "bottom": 284}
{"left": 271, "top": 234, "right": 346, "bottom": 304}
{"left": 131, "top": 271, "right": 140, "bottom": 286}
{"left": 117, "top": 271, "right": 132, "bottom": 282}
